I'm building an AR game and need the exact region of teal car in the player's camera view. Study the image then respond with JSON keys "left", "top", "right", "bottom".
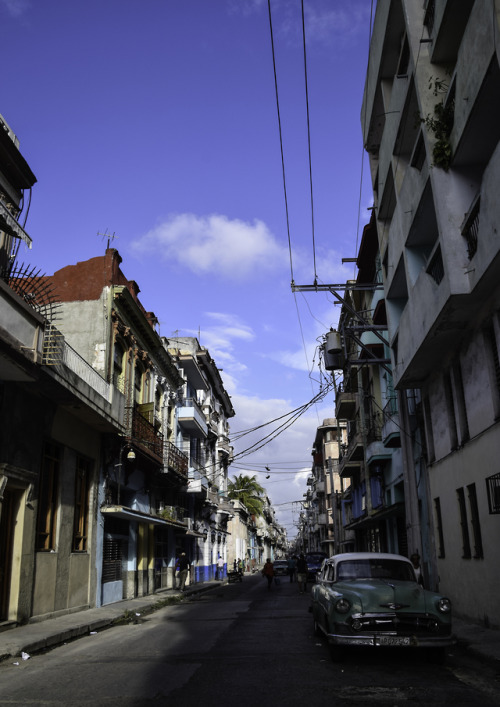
{"left": 310, "top": 552, "right": 454, "bottom": 661}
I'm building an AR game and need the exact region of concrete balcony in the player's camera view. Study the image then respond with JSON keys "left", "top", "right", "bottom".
{"left": 382, "top": 401, "right": 401, "bottom": 448}
{"left": 335, "top": 390, "right": 358, "bottom": 421}
{"left": 177, "top": 398, "right": 208, "bottom": 436}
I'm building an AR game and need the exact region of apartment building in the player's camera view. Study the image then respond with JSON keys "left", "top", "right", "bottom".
{"left": 362, "top": 0, "right": 500, "bottom": 625}
{"left": 304, "top": 419, "right": 346, "bottom": 556}
{"left": 0, "top": 121, "right": 128, "bottom": 623}
{"left": 328, "top": 215, "right": 409, "bottom": 560}
{"left": 165, "top": 337, "right": 235, "bottom": 582}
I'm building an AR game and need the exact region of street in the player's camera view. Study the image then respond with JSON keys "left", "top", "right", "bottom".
{"left": 1, "top": 574, "right": 499, "bottom": 706}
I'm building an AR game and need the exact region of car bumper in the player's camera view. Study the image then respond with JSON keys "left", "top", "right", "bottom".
{"left": 327, "top": 632, "right": 456, "bottom": 648}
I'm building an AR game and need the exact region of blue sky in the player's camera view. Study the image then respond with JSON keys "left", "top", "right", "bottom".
{"left": 1, "top": 0, "right": 374, "bottom": 537}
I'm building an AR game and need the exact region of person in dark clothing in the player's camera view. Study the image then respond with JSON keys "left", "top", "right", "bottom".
{"left": 177, "top": 553, "right": 190, "bottom": 591}
{"left": 262, "top": 558, "right": 274, "bottom": 590}
{"left": 296, "top": 553, "right": 308, "bottom": 594}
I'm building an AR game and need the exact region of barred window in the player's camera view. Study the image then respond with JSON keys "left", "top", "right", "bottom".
{"left": 486, "top": 472, "right": 500, "bottom": 514}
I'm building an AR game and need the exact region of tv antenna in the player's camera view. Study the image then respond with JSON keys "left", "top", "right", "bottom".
{"left": 97, "top": 229, "right": 118, "bottom": 249}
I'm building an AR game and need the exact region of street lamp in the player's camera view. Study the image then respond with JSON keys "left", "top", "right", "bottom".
{"left": 117, "top": 445, "right": 136, "bottom": 505}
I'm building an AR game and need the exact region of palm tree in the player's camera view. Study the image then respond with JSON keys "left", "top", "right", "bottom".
{"left": 227, "top": 474, "right": 265, "bottom": 517}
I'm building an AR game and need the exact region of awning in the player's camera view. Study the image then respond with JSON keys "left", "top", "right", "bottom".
{"left": 101, "top": 504, "right": 187, "bottom": 530}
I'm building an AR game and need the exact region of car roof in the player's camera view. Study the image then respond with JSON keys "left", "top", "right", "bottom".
{"left": 328, "top": 552, "right": 412, "bottom": 563}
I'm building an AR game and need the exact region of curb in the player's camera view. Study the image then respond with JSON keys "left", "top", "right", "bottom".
{"left": 0, "top": 581, "right": 221, "bottom": 663}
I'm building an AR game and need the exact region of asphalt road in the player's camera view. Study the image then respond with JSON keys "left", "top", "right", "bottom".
{"left": 1, "top": 574, "right": 499, "bottom": 706}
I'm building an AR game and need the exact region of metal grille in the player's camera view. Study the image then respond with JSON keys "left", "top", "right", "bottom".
{"left": 102, "top": 537, "right": 123, "bottom": 583}
{"left": 486, "top": 473, "right": 500, "bottom": 514}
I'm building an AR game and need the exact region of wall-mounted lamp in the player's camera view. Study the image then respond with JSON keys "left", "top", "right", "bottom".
{"left": 126, "top": 449, "right": 136, "bottom": 461}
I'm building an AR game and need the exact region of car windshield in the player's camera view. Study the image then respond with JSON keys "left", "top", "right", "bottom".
{"left": 336, "top": 559, "right": 416, "bottom": 582}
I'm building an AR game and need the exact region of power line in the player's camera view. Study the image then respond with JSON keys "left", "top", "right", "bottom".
{"left": 267, "top": 0, "right": 294, "bottom": 286}
{"left": 300, "top": 0, "right": 318, "bottom": 282}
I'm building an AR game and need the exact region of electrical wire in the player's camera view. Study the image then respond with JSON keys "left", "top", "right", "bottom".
{"left": 354, "top": 0, "right": 375, "bottom": 265}
{"left": 300, "top": 0, "right": 318, "bottom": 282}
{"left": 267, "top": 0, "right": 295, "bottom": 286}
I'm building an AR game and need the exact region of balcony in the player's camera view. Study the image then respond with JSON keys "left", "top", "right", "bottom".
{"left": 156, "top": 504, "right": 187, "bottom": 526}
{"left": 128, "top": 406, "right": 164, "bottom": 463}
{"left": 382, "top": 398, "right": 401, "bottom": 448}
{"left": 164, "top": 441, "right": 188, "bottom": 477}
{"left": 335, "top": 387, "right": 358, "bottom": 420}
{"left": 177, "top": 397, "right": 208, "bottom": 436}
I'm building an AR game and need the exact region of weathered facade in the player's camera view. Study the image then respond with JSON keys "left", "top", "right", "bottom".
{"left": 165, "top": 337, "right": 235, "bottom": 582}
{"left": 0, "top": 119, "right": 127, "bottom": 623}
{"left": 362, "top": 0, "right": 500, "bottom": 625}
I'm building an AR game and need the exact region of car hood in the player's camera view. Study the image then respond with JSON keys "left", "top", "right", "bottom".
{"left": 338, "top": 579, "right": 429, "bottom": 613}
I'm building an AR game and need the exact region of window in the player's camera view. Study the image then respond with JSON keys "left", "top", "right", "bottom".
{"left": 467, "top": 483, "right": 483, "bottom": 559}
{"left": 37, "top": 442, "right": 60, "bottom": 551}
{"left": 427, "top": 246, "right": 445, "bottom": 284}
{"left": 486, "top": 472, "right": 500, "bottom": 514}
{"left": 73, "top": 456, "right": 91, "bottom": 552}
{"left": 396, "top": 35, "right": 410, "bottom": 78}
{"left": 457, "top": 487, "right": 471, "bottom": 559}
{"left": 113, "top": 341, "right": 127, "bottom": 393}
{"left": 411, "top": 132, "right": 426, "bottom": 171}
{"left": 434, "top": 497, "right": 445, "bottom": 558}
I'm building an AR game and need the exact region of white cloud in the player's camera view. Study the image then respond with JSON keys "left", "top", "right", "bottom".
{"left": 0, "top": 0, "right": 30, "bottom": 17}
{"left": 131, "top": 213, "right": 289, "bottom": 281}
{"left": 228, "top": 393, "right": 335, "bottom": 537}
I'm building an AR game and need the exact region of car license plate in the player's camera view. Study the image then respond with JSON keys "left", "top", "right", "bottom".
{"left": 379, "top": 636, "right": 411, "bottom": 646}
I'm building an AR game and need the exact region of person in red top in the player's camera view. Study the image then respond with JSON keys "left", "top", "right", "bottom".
{"left": 262, "top": 558, "right": 274, "bottom": 590}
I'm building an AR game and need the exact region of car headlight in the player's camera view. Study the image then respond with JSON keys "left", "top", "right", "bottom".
{"left": 436, "top": 597, "right": 451, "bottom": 614}
{"left": 335, "top": 598, "right": 351, "bottom": 614}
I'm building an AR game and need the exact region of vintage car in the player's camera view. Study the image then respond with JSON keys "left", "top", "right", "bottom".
{"left": 310, "top": 552, "right": 454, "bottom": 661}
{"left": 273, "top": 560, "right": 289, "bottom": 577}
{"left": 305, "top": 552, "right": 328, "bottom": 581}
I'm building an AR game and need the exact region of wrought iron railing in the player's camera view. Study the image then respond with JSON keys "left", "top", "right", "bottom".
{"left": 129, "top": 406, "right": 164, "bottom": 461}
{"left": 165, "top": 441, "right": 188, "bottom": 476}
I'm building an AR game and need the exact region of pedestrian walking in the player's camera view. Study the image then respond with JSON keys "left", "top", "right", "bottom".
{"left": 217, "top": 555, "right": 224, "bottom": 580}
{"left": 287, "top": 556, "right": 297, "bottom": 583}
{"left": 296, "top": 553, "right": 308, "bottom": 594}
{"left": 177, "top": 553, "right": 190, "bottom": 591}
{"left": 262, "top": 558, "right": 274, "bottom": 590}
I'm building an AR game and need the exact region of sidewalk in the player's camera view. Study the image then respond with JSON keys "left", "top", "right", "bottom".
{"left": 0, "top": 580, "right": 222, "bottom": 663}
{"left": 1, "top": 581, "right": 499, "bottom": 666}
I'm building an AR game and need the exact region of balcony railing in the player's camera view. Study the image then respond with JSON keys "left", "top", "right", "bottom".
{"left": 129, "top": 406, "right": 164, "bottom": 462}
{"left": 461, "top": 194, "right": 480, "bottom": 260}
{"left": 156, "top": 504, "right": 187, "bottom": 523}
{"left": 165, "top": 441, "right": 188, "bottom": 477}
{"left": 43, "top": 325, "right": 111, "bottom": 401}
